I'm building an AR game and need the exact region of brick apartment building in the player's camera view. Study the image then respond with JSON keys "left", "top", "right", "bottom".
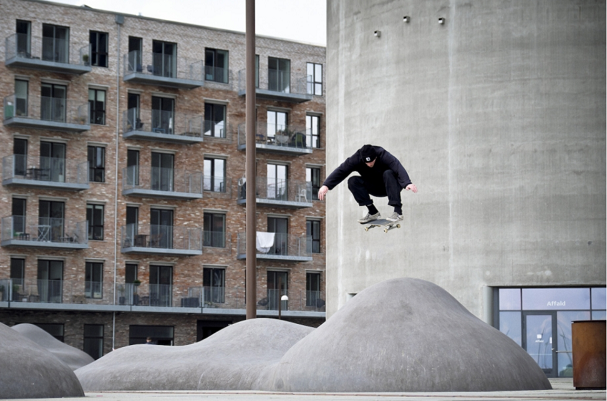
{"left": 0, "top": 0, "right": 326, "bottom": 357}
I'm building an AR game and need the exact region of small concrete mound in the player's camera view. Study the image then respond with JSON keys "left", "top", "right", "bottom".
{"left": 12, "top": 323, "right": 94, "bottom": 370}
{"left": 76, "top": 318, "right": 313, "bottom": 391}
{"left": 0, "top": 323, "right": 85, "bottom": 399}
{"left": 261, "top": 278, "right": 552, "bottom": 392}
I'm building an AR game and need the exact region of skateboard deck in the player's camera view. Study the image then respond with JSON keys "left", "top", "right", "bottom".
{"left": 361, "top": 218, "right": 401, "bottom": 233}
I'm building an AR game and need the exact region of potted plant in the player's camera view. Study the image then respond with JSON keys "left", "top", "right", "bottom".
{"left": 133, "top": 279, "right": 141, "bottom": 287}
{"left": 82, "top": 53, "right": 90, "bottom": 66}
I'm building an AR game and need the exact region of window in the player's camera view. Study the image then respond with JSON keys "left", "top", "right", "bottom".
{"left": 306, "top": 167, "right": 321, "bottom": 201}
{"left": 204, "top": 103, "right": 226, "bottom": 138}
{"left": 15, "top": 79, "right": 28, "bottom": 116}
{"left": 268, "top": 57, "right": 290, "bottom": 92}
{"left": 35, "top": 323, "right": 64, "bottom": 342}
{"left": 306, "top": 272, "right": 322, "bottom": 307}
{"left": 267, "top": 217, "right": 288, "bottom": 255}
{"left": 151, "top": 209, "right": 173, "bottom": 249}
{"left": 129, "top": 325, "right": 174, "bottom": 346}
{"left": 267, "top": 163, "right": 288, "bottom": 200}
{"left": 255, "top": 54, "right": 259, "bottom": 87}
{"left": 306, "top": 220, "right": 321, "bottom": 253}
{"left": 89, "top": 31, "right": 108, "bottom": 67}
{"left": 42, "top": 24, "right": 68, "bottom": 63}
{"left": 306, "top": 114, "right": 321, "bottom": 148}
{"left": 83, "top": 324, "right": 104, "bottom": 359}
{"left": 126, "top": 149, "right": 139, "bottom": 186}
{"left": 203, "top": 267, "right": 225, "bottom": 303}
{"left": 41, "top": 83, "right": 66, "bottom": 123}
{"left": 88, "top": 146, "right": 105, "bottom": 182}
{"left": 40, "top": 141, "right": 65, "bottom": 182}
{"left": 16, "top": 20, "right": 31, "bottom": 57}
{"left": 87, "top": 204, "right": 104, "bottom": 240}
{"left": 307, "top": 62, "right": 323, "bottom": 95}
{"left": 88, "top": 89, "right": 106, "bottom": 125}
{"left": 10, "top": 258, "right": 25, "bottom": 287}
{"left": 124, "top": 263, "right": 138, "bottom": 305}
{"left": 204, "top": 157, "right": 226, "bottom": 192}
{"left": 85, "top": 262, "right": 103, "bottom": 299}
{"left": 203, "top": 212, "right": 225, "bottom": 247}
{"left": 39, "top": 200, "right": 64, "bottom": 241}
{"left": 267, "top": 110, "right": 287, "bottom": 141}
{"left": 13, "top": 137, "right": 27, "bottom": 177}
{"left": 151, "top": 152, "right": 174, "bottom": 191}
{"left": 151, "top": 96, "right": 174, "bottom": 134}
{"left": 12, "top": 197, "right": 26, "bottom": 237}
{"left": 125, "top": 206, "right": 139, "bottom": 246}
{"left": 152, "top": 40, "right": 176, "bottom": 78}
{"left": 149, "top": 265, "right": 173, "bottom": 307}
{"left": 126, "top": 93, "right": 140, "bottom": 131}
{"left": 127, "top": 36, "right": 142, "bottom": 72}
{"left": 267, "top": 271, "right": 288, "bottom": 310}
{"left": 205, "top": 48, "right": 229, "bottom": 83}
{"left": 37, "top": 260, "right": 63, "bottom": 303}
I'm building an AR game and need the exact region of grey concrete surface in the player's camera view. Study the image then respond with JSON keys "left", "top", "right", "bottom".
{"left": 0, "top": 322, "right": 84, "bottom": 399}
{"left": 261, "top": 278, "right": 550, "bottom": 392}
{"left": 325, "top": 0, "right": 606, "bottom": 318}
{"left": 11, "top": 323, "right": 94, "bottom": 370}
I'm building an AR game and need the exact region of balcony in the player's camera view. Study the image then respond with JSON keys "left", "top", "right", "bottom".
{"left": 0, "top": 279, "right": 325, "bottom": 317}
{"left": 238, "top": 69, "right": 313, "bottom": 103}
{"left": 237, "top": 177, "right": 313, "bottom": 208}
{"left": 189, "top": 117, "right": 233, "bottom": 143}
{"left": 236, "top": 232, "right": 313, "bottom": 262}
{"left": 5, "top": 33, "right": 92, "bottom": 74}
{"left": 1, "top": 216, "right": 88, "bottom": 249}
{"left": 123, "top": 51, "right": 204, "bottom": 89}
{"left": 3, "top": 95, "right": 90, "bottom": 132}
{"left": 122, "top": 166, "right": 203, "bottom": 200}
{"left": 120, "top": 224, "right": 202, "bottom": 256}
{"left": 237, "top": 123, "right": 313, "bottom": 155}
{"left": 122, "top": 109, "right": 203, "bottom": 144}
{"left": 2, "top": 155, "right": 89, "bottom": 191}
{"left": 204, "top": 176, "right": 232, "bottom": 199}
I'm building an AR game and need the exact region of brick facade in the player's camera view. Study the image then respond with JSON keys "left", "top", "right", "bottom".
{"left": 0, "top": 0, "right": 326, "bottom": 355}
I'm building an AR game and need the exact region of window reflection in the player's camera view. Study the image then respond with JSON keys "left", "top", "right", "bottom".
{"left": 591, "top": 287, "right": 606, "bottom": 310}
{"left": 556, "top": 311, "right": 590, "bottom": 377}
{"left": 522, "top": 288, "right": 590, "bottom": 310}
{"left": 499, "top": 311, "right": 521, "bottom": 346}
{"left": 499, "top": 288, "right": 521, "bottom": 310}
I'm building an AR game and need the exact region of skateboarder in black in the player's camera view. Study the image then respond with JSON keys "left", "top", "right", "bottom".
{"left": 318, "top": 144, "right": 417, "bottom": 223}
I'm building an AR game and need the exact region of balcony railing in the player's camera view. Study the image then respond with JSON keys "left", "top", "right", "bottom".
{"left": 237, "top": 122, "right": 313, "bottom": 154}
{"left": 236, "top": 177, "right": 313, "bottom": 208}
{"left": 203, "top": 176, "right": 231, "bottom": 199}
{"left": 122, "top": 108, "right": 203, "bottom": 144}
{"left": 0, "top": 279, "right": 326, "bottom": 314}
{"left": 123, "top": 50, "right": 204, "bottom": 89}
{"left": 120, "top": 224, "right": 202, "bottom": 256}
{"left": 236, "top": 232, "right": 312, "bottom": 261}
{"left": 186, "top": 117, "right": 233, "bottom": 142}
{"left": 238, "top": 69, "right": 312, "bottom": 103}
{"left": 5, "top": 33, "right": 91, "bottom": 74}
{"left": 3, "top": 94, "right": 90, "bottom": 132}
{"left": 122, "top": 166, "right": 203, "bottom": 200}
{"left": 1, "top": 216, "right": 88, "bottom": 249}
{"left": 2, "top": 155, "right": 89, "bottom": 190}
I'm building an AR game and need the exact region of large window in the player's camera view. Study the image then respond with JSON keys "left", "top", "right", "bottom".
{"left": 12, "top": 197, "right": 26, "bottom": 239}
{"left": 42, "top": 24, "right": 68, "bottom": 63}
{"left": 306, "top": 167, "right": 321, "bottom": 201}
{"left": 306, "top": 62, "right": 323, "bottom": 95}
{"left": 126, "top": 149, "right": 139, "bottom": 186}
{"left": 204, "top": 103, "right": 226, "bottom": 138}
{"left": 85, "top": 262, "right": 103, "bottom": 299}
{"left": 151, "top": 96, "right": 174, "bottom": 134}
{"left": 39, "top": 200, "right": 64, "bottom": 241}
{"left": 129, "top": 325, "right": 174, "bottom": 346}
{"left": 86, "top": 204, "right": 104, "bottom": 240}
{"left": 35, "top": 323, "right": 64, "bottom": 342}
{"left": 83, "top": 324, "right": 104, "bottom": 360}
{"left": 267, "top": 217, "right": 288, "bottom": 255}
{"left": 37, "top": 259, "right": 63, "bottom": 303}
{"left": 306, "top": 272, "right": 322, "bottom": 307}
{"left": 149, "top": 265, "right": 173, "bottom": 307}
{"left": 268, "top": 57, "right": 290, "bottom": 92}
{"left": 127, "top": 36, "right": 142, "bottom": 72}
{"left": 267, "top": 163, "right": 288, "bottom": 200}
{"left": 15, "top": 79, "right": 28, "bottom": 117}
{"left": 13, "top": 138, "right": 27, "bottom": 177}
{"left": 267, "top": 271, "right": 288, "bottom": 310}
{"left": 152, "top": 40, "right": 176, "bottom": 78}
{"left": 41, "top": 83, "right": 66, "bottom": 123}
{"left": 10, "top": 258, "right": 25, "bottom": 286}
{"left": 150, "top": 208, "right": 173, "bottom": 249}
{"left": 151, "top": 152, "right": 174, "bottom": 192}
{"left": 205, "top": 48, "right": 229, "bottom": 83}
{"left": 203, "top": 212, "right": 225, "bottom": 248}
{"left": 306, "top": 114, "right": 321, "bottom": 148}
{"left": 88, "top": 146, "right": 105, "bottom": 182}
{"left": 306, "top": 219, "right": 321, "bottom": 254}
{"left": 88, "top": 89, "right": 106, "bottom": 125}
{"left": 40, "top": 141, "right": 65, "bottom": 182}
{"left": 204, "top": 157, "right": 226, "bottom": 192}
{"left": 267, "top": 110, "right": 287, "bottom": 142}
{"left": 16, "top": 20, "right": 31, "bottom": 57}
{"left": 203, "top": 267, "right": 225, "bottom": 304}
{"left": 126, "top": 93, "right": 140, "bottom": 131}
{"left": 89, "top": 31, "right": 108, "bottom": 67}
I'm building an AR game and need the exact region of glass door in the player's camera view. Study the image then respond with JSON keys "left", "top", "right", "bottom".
{"left": 523, "top": 312, "right": 556, "bottom": 376}
{"left": 39, "top": 200, "right": 64, "bottom": 242}
{"left": 151, "top": 209, "right": 173, "bottom": 249}
{"left": 267, "top": 163, "right": 287, "bottom": 200}
{"left": 150, "top": 265, "right": 172, "bottom": 307}
{"left": 151, "top": 152, "right": 174, "bottom": 191}
{"left": 152, "top": 97, "right": 174, "bottom": 134}
{"left": 267, "top": 217, "right": 288, "bottom": 255}
{"left": 40, "top": 141, "right": 65, "bottom": 182}
{"left": 41, "top": 83, "right": 66, "bottom": 123}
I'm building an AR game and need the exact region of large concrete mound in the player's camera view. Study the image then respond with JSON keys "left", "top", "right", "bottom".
{"left": 261, "top": 278, "right": 552, "bottom": 392}
{"left": 12, "top": 323, "right": 94, "bottom": 370}
{"left": 0, "top": 323, "right": 85, "bottom": 399}
{"left": 76, "top": 318, "right": 313, "bottom": 391}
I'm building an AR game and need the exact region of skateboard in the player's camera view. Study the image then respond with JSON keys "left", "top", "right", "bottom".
{"left": 361, "top": 218, "right": 401, "bottom": 233}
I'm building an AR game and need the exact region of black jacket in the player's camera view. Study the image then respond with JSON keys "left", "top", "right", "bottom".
{"left": 322, "top": 146, "right": 412, "bottom": 190}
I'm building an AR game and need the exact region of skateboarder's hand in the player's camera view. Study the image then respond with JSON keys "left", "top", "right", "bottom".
{"left": 318, "top": 185, "right": 329, "bottom": 201}
{"left": 405, "top": 183, "right": 418, "bottom": 193}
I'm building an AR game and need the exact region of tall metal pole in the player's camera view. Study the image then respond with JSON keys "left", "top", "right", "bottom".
{"left": 245, "top": 0, "right": 257, "bottom": 320}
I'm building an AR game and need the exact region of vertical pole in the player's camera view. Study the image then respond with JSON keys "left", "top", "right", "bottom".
{"left": 245, "top": 0, "right": 257, "bottom": 320}
{"left": 278, "top": 275, "right": 282, "bottom": 320}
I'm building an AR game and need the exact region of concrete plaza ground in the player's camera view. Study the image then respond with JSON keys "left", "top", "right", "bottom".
{"left": 9, "top": 379, "right": 606, "bottom": 401}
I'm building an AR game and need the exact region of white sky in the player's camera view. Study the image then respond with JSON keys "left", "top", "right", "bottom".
{"left": 42, "top": 0, "right": 327, "bottom": 46}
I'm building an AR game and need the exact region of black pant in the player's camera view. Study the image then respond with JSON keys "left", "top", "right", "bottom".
{"left": 347, "top": 170, "right": 402, "bottom": 209}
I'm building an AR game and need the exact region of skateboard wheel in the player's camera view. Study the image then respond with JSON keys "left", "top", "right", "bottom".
{"left": 384, "top": 229, "right": 388, "bottom": 233}
{"left": 397, "top": 224, "right": 401, "bottom": 228}
{"left": 365, "top": 227, "right": 370, "bottom": 232}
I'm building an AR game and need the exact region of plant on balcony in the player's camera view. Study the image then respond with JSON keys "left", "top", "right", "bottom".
{"left": 275, "top": 128, "right": 294, "bottom": 145}
{"left": 133, "top": 279, "right": 141, "bottom": 287}
{"left": 82, "top": 53, "right": 90, "bottom": 66}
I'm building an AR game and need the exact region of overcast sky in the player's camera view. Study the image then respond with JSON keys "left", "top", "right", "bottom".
{"left": 42, "top": 0, "right": 327, "bottom": 46}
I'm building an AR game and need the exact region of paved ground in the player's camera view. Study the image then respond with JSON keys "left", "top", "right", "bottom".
{"left": 11, "top": 379, "right": 606, "bottom": 401}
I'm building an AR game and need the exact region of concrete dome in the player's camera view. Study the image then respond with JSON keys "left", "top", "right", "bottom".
{"left": 261, "top": 278, "right": 552, "bottom": 392}
{"left": 0, "top": 323, "right": 84, "bottom": 399}
{"left": 12, "top": 323, "right": 94, "bottom": 370}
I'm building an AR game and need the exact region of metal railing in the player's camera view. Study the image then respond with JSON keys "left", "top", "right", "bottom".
{"left": 237, "top": 232, "right": 312, "bottom": 257}
{"left": 186, "top": 117, "right": 231, "bottom": 140}
{"left": 236, "top": 177, "right": 312, "bottom": 203}
{"left": 238, "top": 69, "right": 309, "bottom": 96}
{"left": 203, "top": 175, "right": 231, "bottom": 194}
{"left": 123, "top": 50, "right": 204, "bottom": 81}
{"left": 205, "top": 65, "right": 229, "bottom": 84}
{"left": 2, "top": 155, "right": 88, "bottom": 185}
{"left": 122, "top": 108, "right": 204, "bottom": 139}
{"left": 237, "top": 122, "right": 313, "bottom": 150}
{"left": 203, "top": 230, "right": 228, "bottom": 248}
{"left": 1, "top": 216, "right": 88, "bottom": 245}
{"left": 120, "top": 224, "right": 202, "bottom": 252}
{"left": 122, "top": 166, "right": 203, "bottom": 195}
{"left": 5, "top": 33, "right": 90, "bottom": 66}
{"left": 3, "top": 94, "right": 89, "bottom": 124}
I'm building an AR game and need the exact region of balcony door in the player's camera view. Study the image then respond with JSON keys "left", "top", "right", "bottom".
{"left": 267, "top": 163, "right": 287, "bottom": 200}
{"left": 151, "top": 152, "right": 174, "bottom": 191}
{"left": 13, "top": 137, "right": 27, "bottom": 177}
{"left": 12, "top": 198, "right": 26, "bottom": 237}
{"left": 268, "top": 57, "right": 290, "bottom": 93}
{"left": 150, "top": 265, "right": 172, "bottom": 307}
{"left": 42, "top": 24, "right": 69, "bottom": 63}
{"left": 16, "top": 20, "right": 31, "bottom": 57}
{"left": 267, "top": 217, "right": 288, "bottom": 255}
{"left": 40, "top": 141, "right": 65, "bottom": 182}
{"left": 128, "top": 36, "right": 142, "bottom": 72}
{"left": 38, "top": 260, "right": 63, "bottom": 303}
{"left": 267, "top": 271, "right": 288, "bottom": 311}
{"left": 41, "top": 83, "right": 66, "bottom": 123}
{"left": 151, "top": 208, "right": 173, "bottom": 249}
{"left": 125, "top": 206, "right": 139, "bottom": 246}
{"left": 152, "top": 40, "right": 176, "bottom": 78}
{"left": 151, "top": 96, "right": 174, "bottom": 134}
{"left": 39, "top": 200, "right": 64, "bottom": 242}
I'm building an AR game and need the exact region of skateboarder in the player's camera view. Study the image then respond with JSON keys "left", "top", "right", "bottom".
{"left": 318, "top": 144, "right": 417, "bottom": 223}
